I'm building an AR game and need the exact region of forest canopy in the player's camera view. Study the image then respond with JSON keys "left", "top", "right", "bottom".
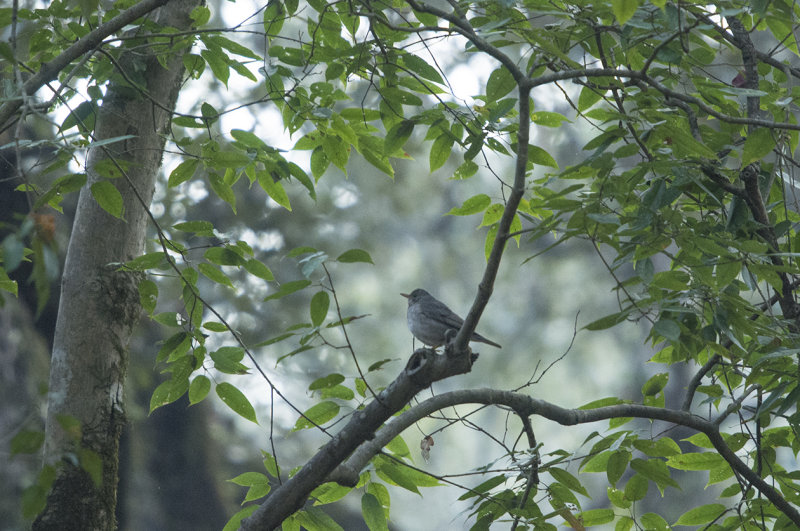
{"left": 2, "top": 0, "right": 800, "bottom": 529}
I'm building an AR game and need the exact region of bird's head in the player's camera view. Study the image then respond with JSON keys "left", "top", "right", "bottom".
{"left": 400, "top": 288, "right": 430, "bottom": 304}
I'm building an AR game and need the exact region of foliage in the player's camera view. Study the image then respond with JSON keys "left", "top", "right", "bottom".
{"left": 3, "top": 0, "right": 800, "bottom": 529}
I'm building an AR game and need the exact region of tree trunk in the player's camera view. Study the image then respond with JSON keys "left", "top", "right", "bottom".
{"left": 34, "top": 1, "right": 199, "bottom": 528}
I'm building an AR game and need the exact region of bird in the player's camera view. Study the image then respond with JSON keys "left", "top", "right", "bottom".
{"left": 401, "top": 288, "right": 502, "bottom": 349}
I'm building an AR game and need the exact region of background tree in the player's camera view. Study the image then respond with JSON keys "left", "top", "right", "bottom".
{"left": 3, "top": 0, "right": 800, "bottom": 530}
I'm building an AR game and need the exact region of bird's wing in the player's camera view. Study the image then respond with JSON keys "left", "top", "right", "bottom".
{"left": 430, "top": 304, "right": 465, "bottom": 329}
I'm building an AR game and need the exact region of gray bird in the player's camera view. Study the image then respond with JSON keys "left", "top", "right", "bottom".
{"left": 401, "top": 288, "right": 502, "bottom": 348}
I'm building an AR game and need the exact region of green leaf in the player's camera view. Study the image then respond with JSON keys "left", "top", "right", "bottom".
{"left": 231, "top": 129, "right": 268, "bottom": 149}
{"left": 309, "top": 373, "right": 345, "bottom": 391}
{"left": 11, "top": 430, "right": 44, "bottom": 455}
{"left": 311, "top": 482, "right": 351, "bottom": 505}
{"left": 190, "top": 5, "right": 210, "bottom": 25}
{"left": 207, "top": 150, "right": 251, "bottom": 168}
{"left": 385, "top": 435, "right": 410, "bottom": 458}
{"left": 402, "top": 53, "right": 443, "bottom": 84}
{"left": 124, "top": 252, "right": 165, "bottom": 271}
{"left": 367, "top": 359, "right": 393, "bottom": 372}
{"left": 299, "top": 251, "right": 327, "bottom": 278}
{"left": 337, "top": 248, "right": 374, "bottom": 264}
{"left": 174, "top": 220, "right": 214, "bottom": 236}
{"left": 168, "top": 159, "right": 200, "bottom": 187}
{"left": 358, "top": 134, "right": 394, "bottom": 177}
{"left": 207, "top": 35, "right": 261, "bottom": 60}
{"left": 742, "top": 128, "right": 775, "bottom": 165}
{"left": 630, "top": 458, "right": 680, "bottom": 493}
{"left": 223, "top": 506, "right": 258, "bottom": 531}
{"left": 201, "top": 48, "right": 230, "bottom": 86}
{"left": 611, "top": 0, "right": 639, "bottom": 25}
{"left": 244, "top": 258, "right": 275, "bottom": 281}
{"left": 607, "top": 488, "right": 631, "bottom": 510}
{"left": 198, "top": 262, "right": 234, "bottom": 288}
{"left": 384, "top": 120, "right": 415, "bottom": 155}
{"left": 549, "top": 467, "right": 589, "bottom": 497}
{"left": 150, "top": 377, "right": 190, "bottom": 413}
{"left": 641, "top": 372, "right": 669, "bottom": 396}
{"left": 262, "top": 452, "right": 280, "bottom": 477}
{"left": 640, "top": 513, "right": 668, "bottom": 530}
{"left": 531, "top": 111, "right": 570, "bottom": 127}
{"left": 153, "top": 312, "right": 181, "bottom": 328}
{"left": 632, "top": 438, "right": 680, "bottom": 457}
{"left": 576, "top": 508, "right": 614, "bottom": 526}
{"left": 294, "top": 507, "right": 345, "bottom": 531}
{"left": 208, "top": 173, "right": 236, "bottom": 213}
{"left": 528, "top": 145, "right": 558, "bottom": 168}
{"left": 674, "top": 504, "right": 726, "bottom": 526}
{"left": 486, "top": 66, "right": 516, "bottom": 100}
{"left": 33, "top": 172, "right": 86, "bottom": 211}
{"left": 205, "top": 247, "right": 244, "bottom": 266}
{"left": 459, "top": 475, "right": 506, "bottom": 500}
{"left": 446, "top": 194, "right": 491, "bottom": 216}
{"left": 479, "top": 203, "right": 503, "bottom": 227}
{"left": 216, "top": 382, "right": 258, "bottom": 423}
{"left": 624, "top": 473, "right": 648, "bottom": 501}
{"left": 653, "top": 318, "right": 680, "bottom": 342}
{"left": 188, "top": 375, "right": 211, "bottom": 405}
{"left": 584, "top": 309, "right": 630, "bottom": 330}
{"left": 90, "top": 181, "right": 124, "bottom": 218}
{"left": 484, "top": 224, "right": 498, "bottom": 261}
{"left": 607, "top": 450, "right": 630, "bottom": 485}
{"left": 657, "top": 123, "right": 716, "bottom": 158}
{"left": 203, "top": 321, "right": 228, "bottom": 332}
{"left": 156, "top": 332, "right": 191, "bottom": 363}
{"left": 229, "top": 471, "right": 269, "bottom": 487}
{"left": 579, "top": 397, "right": 626, "bottom": 410}
{"left": 264, "top": 279, "right": 312, "bottom": 301}
{"left": 362, "top": 493, "right": 389, "bottom": 531}
{"left": 666, "top": 452, "right": 725, "bottom": 471}
{"left": 310, "top": 145, "right": 330, "bottom": 179}
{"left": 78, "top": 448, "right": 103, "bottom": 486}
{"left": 578, "top": 86, "right": 603, "bottom": 111}
{"left": 211, "top": 346, "right": 249, "bottom": 374}
{"left": 429, "top": 133, "right": 454, "bottom": 171}
{"left": 19, "top": 480, "right": 45, "bottom": 519}
{"left": 138, "top": 279, "right": 158, "bottom": 315}
{"left": 453, "top": 160, "right": 479, "bottom": 180}
{"left": 581, "top": 451, "right": 611, "bottom": 473}
{"left": 321, "top": 134, "right": 349, "bottom": 171}
{"left": 310, "top": 290, "right": 330, "bottom": 327}
{"left": 60, "top": 100, "right": 96, "bottom": 132}
{"left": 293, "top": 401, "right": 340, "bottom": 430}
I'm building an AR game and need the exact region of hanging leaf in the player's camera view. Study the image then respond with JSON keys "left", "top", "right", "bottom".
{"left": 90, "top": 181, "right": 123, "bottom": 218}
{"left": 310, "top": 290, "right": 330, "bottom": 327}
{"left": 216, "top": 382, "right": 258, "bottom": 424}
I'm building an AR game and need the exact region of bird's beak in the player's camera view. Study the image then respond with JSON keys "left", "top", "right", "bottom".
{"left": 400, "top": 293, "right": 410, "bottom": 298}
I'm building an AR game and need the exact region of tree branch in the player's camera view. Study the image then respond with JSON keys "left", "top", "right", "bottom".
{"left": 240, "top": 348, "right": 477, "bottom": 530}
{"left": 331, "top": 388, "right": 800, "bottom": 526}
{"left": 529, "top": 68, "right": 800, "bottom": 132}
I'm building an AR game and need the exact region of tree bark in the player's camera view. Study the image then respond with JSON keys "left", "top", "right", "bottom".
{"left": 33, "top": 1, "right": 199, "bottom": 528}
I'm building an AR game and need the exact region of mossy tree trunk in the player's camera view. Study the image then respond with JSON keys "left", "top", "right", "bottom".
{"left": 33, "top": 1, "right": 200, "bottom": 528}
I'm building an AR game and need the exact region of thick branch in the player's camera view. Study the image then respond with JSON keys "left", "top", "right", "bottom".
{"left": 334, "top": 389, "right": 800, "bottom": 526}
{"left": 240, "top": 348, "right": 476, "bottom": 530}
{"left": 727, "top": 16, "right": 800, "bottom": 321}
{"left": 0, "top": 0, "right": 171, "bottom": 132}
